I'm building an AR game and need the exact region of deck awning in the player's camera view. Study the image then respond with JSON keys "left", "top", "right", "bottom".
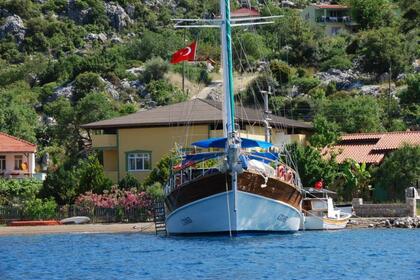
{"left": 192, "top": 137, "right": 273, "bottom": 149}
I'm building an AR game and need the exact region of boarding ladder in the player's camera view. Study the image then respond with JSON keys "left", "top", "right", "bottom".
{"left": 153, "top": 200, "right": 167, "bottom": 236}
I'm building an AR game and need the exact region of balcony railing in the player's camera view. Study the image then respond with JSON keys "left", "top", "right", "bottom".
{"left": 0, "top": 171, "right": 32, "bottom": 179}
{"left": 91, "top": 134, "right": 117, "bottom": 148}
{"left": 316, "top": 16, "right": 351, "bottom": 23}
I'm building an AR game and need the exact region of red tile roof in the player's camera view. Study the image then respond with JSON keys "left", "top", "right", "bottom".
{"left": 324, "top": 131, "right": 420, "bottom": 164}
{"left": 341, "top": 133, "right": 383, "bottom": 141}
{"left": 326, "top": 144, "right": 385, "bottom": 164}
{"left": 231, "top": 7, "right": 260, "bottom": 18}
{"left": 0, "top": 132, "right": 36, "bottom": 153}
{"left": 373, "top": 131, "right": 420, "bottom": 151}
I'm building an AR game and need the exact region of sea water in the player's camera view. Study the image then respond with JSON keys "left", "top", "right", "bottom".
{"left": 0, "top": 229, "right": 419, "bottom": 280}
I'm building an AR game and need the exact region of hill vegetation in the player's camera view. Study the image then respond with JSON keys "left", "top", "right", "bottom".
{"left": 0, "top": 0, "right": 419, "bottom": 204}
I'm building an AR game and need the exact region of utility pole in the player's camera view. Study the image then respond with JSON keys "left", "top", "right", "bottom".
{"left": 261, "top": 87, "right": 272, "bottom": 143}
{"left": 388, "top": 61, "right": 392, "bottom": 121}
{"left": 182, "top": 30, "right": 186, "bottom": 93}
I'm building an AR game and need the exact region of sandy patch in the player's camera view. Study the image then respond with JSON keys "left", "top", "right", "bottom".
{"left": 0, "top": 222, "right": 156, "bottom": 236}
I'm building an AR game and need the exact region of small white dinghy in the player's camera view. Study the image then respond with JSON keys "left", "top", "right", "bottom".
{"left": 301, "top": 188, "right": 351, "bottom": 230}
{"left": 60, "top": 216, "right": 91, "bottom": 225}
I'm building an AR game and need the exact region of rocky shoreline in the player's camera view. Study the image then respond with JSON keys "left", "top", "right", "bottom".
{"left": 348, "top": 217, "right": 420, "bottom": 229}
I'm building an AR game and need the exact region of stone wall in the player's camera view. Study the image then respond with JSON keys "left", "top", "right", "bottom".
{"left": 352, "top": 188, "right": 419, "bottom": 217}
{"left": 353, "top": 203, "right": 410, "bottom": 217}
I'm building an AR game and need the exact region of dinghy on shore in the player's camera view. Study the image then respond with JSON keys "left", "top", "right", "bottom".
{"left": 60, "top": 216, "right": 90, "bottom": 225}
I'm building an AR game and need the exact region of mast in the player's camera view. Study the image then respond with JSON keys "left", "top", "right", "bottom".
{"left": 220, "top": 0, "right": 238, "bottom": 216}
{"left": 220, "top": 0, "right": 235, "bottom": 137}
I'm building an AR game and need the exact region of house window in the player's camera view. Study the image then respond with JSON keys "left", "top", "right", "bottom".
{"left": 127, "top": 152, "right": 151, "bottom": 171}
{"left": 0, "top": 156, "right": 5, "bottom": 171}
{"left": 14, "top": 155, "right": 23, "bottom": 170}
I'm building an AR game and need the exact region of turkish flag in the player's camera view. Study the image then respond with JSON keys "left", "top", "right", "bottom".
{"left": 170, "top": 41, "right": 197, "bottom": 64}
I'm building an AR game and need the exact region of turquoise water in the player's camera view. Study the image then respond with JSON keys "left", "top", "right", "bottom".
{"left": 0, "top": 229, "right": 419, "bottom": 280}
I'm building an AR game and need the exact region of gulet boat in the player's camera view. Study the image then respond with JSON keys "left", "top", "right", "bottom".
{"left": 163, "top": 1, "right": 303, "bottom": 235}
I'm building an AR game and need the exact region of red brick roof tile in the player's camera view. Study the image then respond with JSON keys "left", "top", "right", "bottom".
{"left": 373, "top": 132, "right": 420, "bottom": 151}
{"left": 0, "top": 132, "right": 36, "bottom": 153}
{"left": 325, "top": 131, "right": 420, "bottom": 164}
{"left": 231, "top": 7, "right": 260, "bottom": 18}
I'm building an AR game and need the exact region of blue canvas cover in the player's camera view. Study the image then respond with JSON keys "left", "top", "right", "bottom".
{"left": 182, "top": 152, "right": 224, "bottom": 164}
{"left": 191, "top": 137, "right": 273, "bottom": 149}
{"left": 248, "top": 152, "right": 279, "bottom": 163}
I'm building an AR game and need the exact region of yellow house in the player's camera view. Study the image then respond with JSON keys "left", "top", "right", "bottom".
{"left": 82, "top": 99, "right": 312, "bottom": 183}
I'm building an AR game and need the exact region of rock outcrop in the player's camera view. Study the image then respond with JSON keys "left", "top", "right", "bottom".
{"left": 104, "top": 2, "right": 132, "bottom": 31}
{"left": 359, "top": 85, "right": 382, "bottom": 97}
{"left": 316, "top": 69, "right": 366, "bottom": 90}
{"left": 66, "top": 0, "right": 92, "bottom": 24}
{"left": 51, "top": 76, "right": 142, "bottom": 102}
{"left": 85, "top": 33, "right": 107, "bottom": 43}
{"left": 0, "top": 15, "right": 26, "bottom": 43}
{"left": 349, "top": 217, "right": 420, "bottom": 229}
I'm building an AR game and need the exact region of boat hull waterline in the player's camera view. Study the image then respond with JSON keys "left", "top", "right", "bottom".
{"left": 166, "top": 190, "right": 302, "bottom": 235}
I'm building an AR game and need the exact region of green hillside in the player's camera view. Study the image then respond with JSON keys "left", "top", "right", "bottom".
{"left": 0, "top": 0, "right": 418, "bottom": 204}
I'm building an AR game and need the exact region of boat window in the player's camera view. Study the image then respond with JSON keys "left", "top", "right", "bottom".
{"left": 127, "top": 152, "right": 151, "bottom": 171}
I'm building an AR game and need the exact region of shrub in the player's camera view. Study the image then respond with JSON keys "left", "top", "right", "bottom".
{"left": 119, "top": 173, "right": 141, "bottom": 190}
{"left": 144, "top": 154, "right": 173, "bottom": 186}
{"left": 292, "top": 77, "right": 321, "bottom": 94}
{"left": 75, "top": 187, "right": 153, "bottom": 210}
{"left": 373, "top": 145, "right": 420, "bottom": 202}
{"left": 77, "top": 154, "right": 113, "bottom": 194}
{"left": 73, "top": 72, "right": 105, "bottom": 102}
{"left": 40, "top": 164, "right": 79, "bottom": 205}
{"left": 399, "top": 73, "right": 420, "bottom": 105}
{"left": 309, "top": 115, "right": 340, "bottom": 148}
{"left": 198, "top": 69, "right": 212, "bottom": 85}
{"left": 270, "top": 59, "right": 291, "bottom": 84}
{"left": 23, "top": 198, "right": 57, "bottom": 220}
{"left": 147, "top": 80, "right": 187, "bottom": 106}
{"left": 320, "top": 55, "right": 353, "bottom": 71}
{"left": 296, "top": 68, "right": 307, "bottom": 78}
{"left": 0, "top": 179, "right": 43, "bottom": 206}
{"left": 241, "top": 74, "right": 279, "bottom": 105}
{"left": 146, "top": 182, "right": 165, "bottom": 201}
{"left": 142, "top": 57, "right": 169, "bottom": 83}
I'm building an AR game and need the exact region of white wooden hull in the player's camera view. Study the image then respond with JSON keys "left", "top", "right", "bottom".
{"left": 166, "top": 190, "right": 302, "bottom": 234}
{"left": 302, "top": 214, "right": 351, "bottom": 230}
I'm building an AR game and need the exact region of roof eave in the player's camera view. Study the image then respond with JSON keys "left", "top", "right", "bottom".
{"left": 82, "top": 119, "right": 313, "bottom": 130}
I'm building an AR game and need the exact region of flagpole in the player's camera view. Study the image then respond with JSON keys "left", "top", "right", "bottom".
{"left": 182, "top": 30, "right": 186, "bottom": 93}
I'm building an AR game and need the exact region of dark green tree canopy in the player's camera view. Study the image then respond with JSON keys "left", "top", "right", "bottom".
{"left": 347, "top": 0, "right": 394, "bottom": 29}
{"left": 373, "top": 145, "right": 420, "bottom": 202}
{"left": 355, "top": 27, "right": 409, "bottom": 76}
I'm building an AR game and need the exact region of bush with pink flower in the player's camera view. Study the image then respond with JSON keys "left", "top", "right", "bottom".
{"left": 75, "top": 186, "right": 153, "bottom": 212}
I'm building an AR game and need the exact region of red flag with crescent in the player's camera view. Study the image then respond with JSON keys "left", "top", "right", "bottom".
{"left": 170, "top": 41, "right": 197, "bottom": 64}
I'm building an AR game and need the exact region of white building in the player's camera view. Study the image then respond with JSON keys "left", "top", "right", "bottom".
{"left": 0, "top": 132, "right": 36, "bottom": 179}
